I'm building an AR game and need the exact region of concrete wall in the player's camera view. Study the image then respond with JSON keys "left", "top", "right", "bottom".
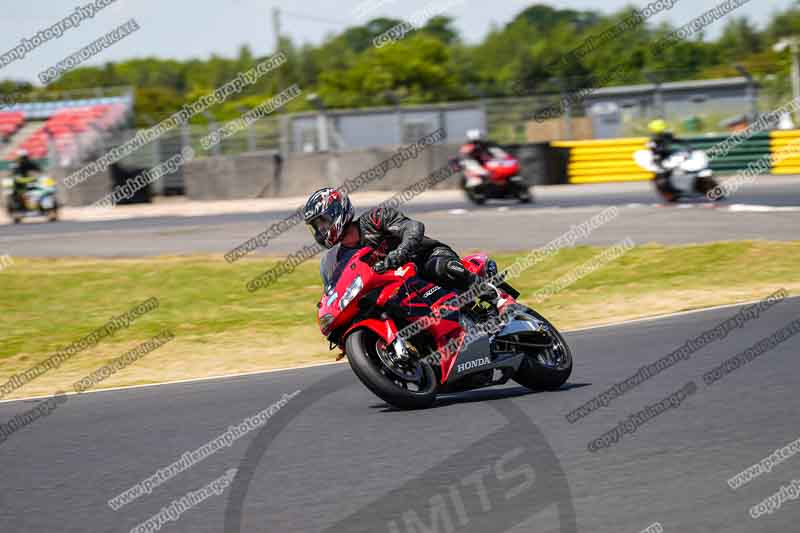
{"left": 183, "top": 153, "right": 278, "bottom": 200}
{"left": 53, "top": 164, "right": 156, "bottom": 207}
{"left": 52, "top": 165, "right": 113, "bottom": 207}
{"left": 55, "top": 142, "right": 550, "bottom": 205}
{"left": 183, "top": 143, "right": 465, "bottom": 201}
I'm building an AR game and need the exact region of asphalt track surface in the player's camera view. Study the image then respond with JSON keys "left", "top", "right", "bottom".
{"left": 1, "top": 177, "right": 799, "bottom": 257}
{"left": 1, "top": 298, "right": 798, "bottom": 532}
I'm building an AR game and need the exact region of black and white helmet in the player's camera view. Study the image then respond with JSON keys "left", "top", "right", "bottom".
{"left": 303, "top": 187, "right": 354, "bottom": 249}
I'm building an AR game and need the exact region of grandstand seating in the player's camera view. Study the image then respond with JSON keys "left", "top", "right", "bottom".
{"left": 2, "top": 102, "right": 128, "bottom": 164}
{"left": 0, "top": 111, "right": 25, "bottom": 141}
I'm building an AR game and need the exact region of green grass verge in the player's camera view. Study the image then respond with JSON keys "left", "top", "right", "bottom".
{"left": 0, "top": 240, "right": 797, "bottom": 399}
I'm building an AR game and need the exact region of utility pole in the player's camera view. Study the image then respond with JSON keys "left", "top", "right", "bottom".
{"left": 735, "top": 64, "right": 758, "bottom": 123}
{"left": 792, "top": 41, "right": 800, "bottom": 112}
{"left": 272, "top": 7, "right": 281, "bottom": 53}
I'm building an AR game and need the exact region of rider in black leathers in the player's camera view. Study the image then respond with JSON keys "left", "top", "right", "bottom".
{"left": 647, "top": 120, "right": 689, "bottom": 200}
{"left": 459, "top": 129, "right": 497, "bottom": 166}
{"left": 303, "top": 188, "right": 491, "bottom": 296}
{"left": 10, "top": 150, "right": 41, "bottom": 209}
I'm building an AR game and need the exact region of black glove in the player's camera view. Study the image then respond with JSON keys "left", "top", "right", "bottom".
{"left": 373, "top": 260, "right": 389, "bottom": 274}
{"left": 374, "top": 249, "right": 406, "bottom": 274}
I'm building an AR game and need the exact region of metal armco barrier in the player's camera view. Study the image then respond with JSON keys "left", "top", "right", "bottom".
{"left": 688, "top": 132, "right": 771, "bottom": 173}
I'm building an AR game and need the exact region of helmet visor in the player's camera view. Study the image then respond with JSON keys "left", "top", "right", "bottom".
{"left": 307, "top": 214, "right": 336, "bottom": 247}
{"left": 309, "top": 215, "right": 333, "bottom": 235}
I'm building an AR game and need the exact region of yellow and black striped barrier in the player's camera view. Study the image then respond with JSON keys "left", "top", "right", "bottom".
{"left": 550, "top": 138, "right": 654, "bottom": 184}
{"left": 769, "top": 130, "right": 800, "bottom": 175}
{"left": 550, "top": 130, "right": 800, "bottom": 184}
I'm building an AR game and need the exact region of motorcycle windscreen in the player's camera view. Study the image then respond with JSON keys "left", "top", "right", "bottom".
{"left": 319, "top": 244, "right": 360, "bottom": 294}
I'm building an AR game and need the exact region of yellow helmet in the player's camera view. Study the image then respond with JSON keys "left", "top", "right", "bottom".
{"left": 648, "top": 119, "right": 668, "bottom": 134}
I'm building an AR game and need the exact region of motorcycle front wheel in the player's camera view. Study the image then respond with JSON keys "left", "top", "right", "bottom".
{"left": 695, "top": 176, "right": 722, "bottom": 199}
{"left": 653, "top": 177, "right": 679, "bottom": 203}
{"left": 345, "top": 329, "right": 438, "bottom": 409}
{"left": 517, "top": 186, "right": 533, "bottom": 204}
{"left": 511, "top": 307, "right": 573, "bottom": 391}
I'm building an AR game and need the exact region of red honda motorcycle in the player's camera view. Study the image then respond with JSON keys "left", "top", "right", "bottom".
{"left": 316, "top": 246, "right": 572, "bottom": 409}
{"left": 455, "top": 146, "right": 532, "bottom": 205}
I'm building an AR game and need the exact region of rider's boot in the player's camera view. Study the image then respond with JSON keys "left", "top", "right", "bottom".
{"left": 434, "top": 255, "right": 507, "bottom": 314}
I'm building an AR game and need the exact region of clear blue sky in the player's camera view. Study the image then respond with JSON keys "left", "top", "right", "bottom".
{"left": 0, "top": 0, "right": 795, "bottom": 85}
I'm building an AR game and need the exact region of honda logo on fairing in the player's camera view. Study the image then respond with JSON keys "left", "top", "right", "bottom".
{"left": 457, "top": 357, "right": 491, "bottom": 372}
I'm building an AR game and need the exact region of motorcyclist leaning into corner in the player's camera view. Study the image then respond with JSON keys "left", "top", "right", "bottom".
{"left": 647, "top": 119, "right": 693, "bottom": 201}
{"left": 10, "top": 149, "right": 41, "bottom": 208}
{"left": 303, "top": 187, "right": 503, "bottom": 312}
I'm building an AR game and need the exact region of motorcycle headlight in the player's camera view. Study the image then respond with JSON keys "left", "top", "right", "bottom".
{"left": 338, "top": 276, "right": 363, "bottom": 310}
{"left": 319, "top": 313, "right": 335, "bottom": 334}
{"left": 698, "top": 169, "right": 712, "bottom": 177}
{"left": 326, "top": 291, "right": 338, "bottom": 307}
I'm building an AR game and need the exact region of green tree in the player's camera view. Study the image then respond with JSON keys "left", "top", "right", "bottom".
{"left": 317, "top": 34, "right": 465, "bottom": 107}
{"left": 1, "top": 2, "right": 795, "bottom": 122}
{"left": 420, "top": 16, "right": 460, "bottom": 45}
{"left": 717, "top": 17, "right": 763, "bottom": 62}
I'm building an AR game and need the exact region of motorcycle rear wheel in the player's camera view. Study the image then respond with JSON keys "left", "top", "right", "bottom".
{"left": 512, "top": 307, "right": 573, "bottom": 391}
{"left": 345, "top": 329, "right": 438, "bottom": 409}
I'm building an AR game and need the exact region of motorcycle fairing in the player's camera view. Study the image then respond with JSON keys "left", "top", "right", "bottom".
{"left": 442, "top": 311, "right": 539, "bottom": 386}
{"left": 343, "top": 318, "right": 398, "bottom": 344}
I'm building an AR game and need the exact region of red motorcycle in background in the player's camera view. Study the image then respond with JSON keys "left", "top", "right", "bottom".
{"left": 454, "top": 145, "right": 532, "bottom": 205}
{"left": 316, "top": 245, "right": 572, "bottom": 409}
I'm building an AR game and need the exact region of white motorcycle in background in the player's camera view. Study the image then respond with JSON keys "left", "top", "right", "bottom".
{"left": 2, "top": 175, "right": 59, "bottom": 224}
{"left": 634, "top": 149, "right": 722, "bottom": 203}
